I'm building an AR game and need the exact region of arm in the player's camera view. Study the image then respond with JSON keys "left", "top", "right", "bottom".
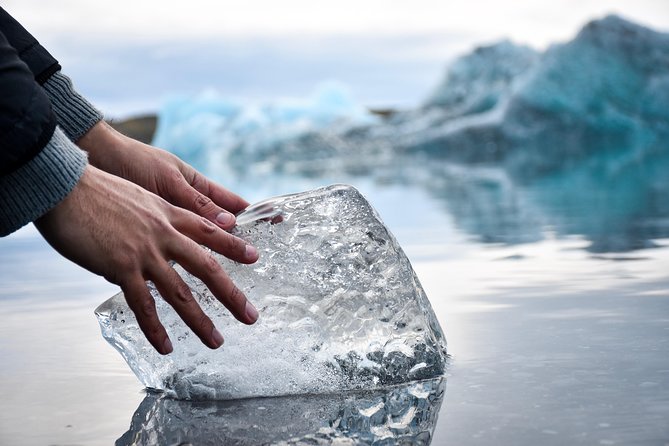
{"left": 0, "top": 27, "right": 84, "bottom": 234}
{"left": 0, "top": 7, "right": 243, "bottom": 227}
{"left": 0, "top": 9, "right": 260, "bottom": 354}
{"left": 42, "top": 68, "right": 247, "bottom": 227}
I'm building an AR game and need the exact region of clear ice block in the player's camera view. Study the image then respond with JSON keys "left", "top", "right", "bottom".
{"left": 96, "top": 184, "right": 447, "bottom": 399}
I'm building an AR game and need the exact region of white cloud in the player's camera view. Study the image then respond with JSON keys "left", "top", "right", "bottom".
{"left": 4, "top": 0, "right": 668, "bottom": 48}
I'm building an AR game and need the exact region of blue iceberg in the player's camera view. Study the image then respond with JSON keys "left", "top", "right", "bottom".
{"left": 423, "top": 39, "right": 539, "bottom": 116}
{"left": 152, "top": 81, "right": 377, "bottom": 176}
{"left": 151, "top": 15, "right": 669, "bottom": 252}
{"left": 397, "top": 15, "right": 669, "bottom": 175}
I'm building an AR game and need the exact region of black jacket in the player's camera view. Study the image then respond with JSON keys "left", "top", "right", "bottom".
{"left": 0, "top": 7, "right": 61, "bottom": 175}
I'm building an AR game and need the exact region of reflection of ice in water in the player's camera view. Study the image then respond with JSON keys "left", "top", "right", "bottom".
{"left": 96, "top": 185, "right": 447, "bottom": 399}
{"left": 116, "top": 377, "right": 445, "bottom": 446}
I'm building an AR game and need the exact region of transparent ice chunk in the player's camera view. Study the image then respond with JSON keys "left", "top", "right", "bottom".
{"left": 96, "top": 184, "right": 447, "bottom": 399}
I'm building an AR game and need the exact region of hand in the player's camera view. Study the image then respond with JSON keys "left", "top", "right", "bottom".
{"left": 77, "top": 121, "right": 248, "bottom": 229}
{"left": 35, "top": 165, "right": 260, "bottom": 354}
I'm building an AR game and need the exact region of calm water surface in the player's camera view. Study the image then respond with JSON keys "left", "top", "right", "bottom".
{"left": 0, "top": 182, "right": 668, "bottom": 445}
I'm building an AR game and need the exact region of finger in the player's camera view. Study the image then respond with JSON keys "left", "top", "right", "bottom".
{"left": 148, "top": 261, "right": 225, "bottom": 349}
{"left": 171, "top": 209, "right": 259, "bottom": 264}
{"left": 186, "top": 169, "right": 250, "bottom": 214}
{"left": 168, "top": 177, "right": 237, "bottom": 230}
{"left": 121, "top": 276, "right": 173, "bottom": 355}
{"left": 167, "top": 235, "right": 259, "bottom": 325}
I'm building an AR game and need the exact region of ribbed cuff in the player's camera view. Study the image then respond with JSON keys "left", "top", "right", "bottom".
{"left": 42, "top": 71, "right": 103, "bottom": 141}
{"left": 0, "top": 127, "right": 88, "bottom": 236}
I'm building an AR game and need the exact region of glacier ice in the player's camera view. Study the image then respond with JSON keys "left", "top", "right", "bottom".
{"left": 116, "top": 378, "right": 445, "bottom": 445}
{"left": 423, "top": 40, "right": 538, "bottom": 116}
{"left": 96, "top": 184, "right": 447, "bottom": 400}
{"left": 144, "top": 15, "right": 669, "bottom": 253}
{"left": 150, "top": 15, "right": 669, "bottom": 181}
{"left": 151, "top": 82, "right": 377, "bottom": 174}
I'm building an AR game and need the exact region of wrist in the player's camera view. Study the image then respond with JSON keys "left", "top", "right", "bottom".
{"left": 77, "top": 120, "right": 133, "bottom": 174}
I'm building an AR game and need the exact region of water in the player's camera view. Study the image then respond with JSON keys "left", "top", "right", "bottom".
{"left": 2, "top": 14, "right": 669, "bottom": 445}
{"left": 1, "top": 178, "right": 668, "bottom": 445}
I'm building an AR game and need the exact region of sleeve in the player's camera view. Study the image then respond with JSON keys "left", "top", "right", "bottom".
{"left": 0, "top": 7, "right": 103, "bottom": 141}
{"left": 42, "top": 71, "right": 104, "bottom": 141}
{"left": 0, "top": 29, "right": 87, "bottom": 236}
{"left": 0, "top": 127, "right": 87, "bottom": 236}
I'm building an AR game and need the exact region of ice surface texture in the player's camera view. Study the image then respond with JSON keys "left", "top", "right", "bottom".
{"left": 96, "top": 185, "right": 447, "bottom": 399}
{"left": 116, "top": 378, "right": 445, "bottom": 445}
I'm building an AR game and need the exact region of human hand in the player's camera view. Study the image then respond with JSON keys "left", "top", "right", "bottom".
{"left": 77, "top": 121, "right": 248, "bottom": 229}
{"left": 35, "top": 165, "right": 260, "bottom": 354}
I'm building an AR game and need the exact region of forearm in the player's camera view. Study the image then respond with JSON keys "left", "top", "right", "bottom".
{"left": 77, "top": 119, "right": 147, "bottom": 177}
{"left": 0, "top": 25, "right": 88, "bottom": 236}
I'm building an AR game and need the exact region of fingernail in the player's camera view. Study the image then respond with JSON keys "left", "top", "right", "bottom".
{"left": 212, "top": 327, "right": 225, "bottom": 348}
{"left": 216, "top": 212, "right": 235, "bottom": 226}
{"left": 245, "top": 244, "right": 258, "bottom": 260}
{"left": 245, "top": 301, "right": 259, "bottom": 323}
{"left": 163, "top": 337, "right": 173, "bottom": 354}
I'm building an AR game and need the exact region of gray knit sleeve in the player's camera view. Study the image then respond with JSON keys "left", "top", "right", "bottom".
{"left": 0, "top": 126, "right": 88, "bottom": 236}
{"left": 42, "top": 71, "right": 103, "bottom": 141}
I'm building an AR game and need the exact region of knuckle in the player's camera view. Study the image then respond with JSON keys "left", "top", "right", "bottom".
{"left": 223, "top": 234, "right": 246, "bottom": 256}
{"left": 145, "top": 322, "right": 164, "bottom": 341}
{"left": 158, "top": 218, "right": 175, "bottom": 234}
{"left": 197, "top": 314, "right": 213, "bottom": 333}
{"left": 228, "top": 285, "right": 246, "bottom": 307}
{"left": 117, "top": 252, "right": 140, "bottom": 276}
{"left": 161, "top": 226, "right": 182, "bottom": 247}
{"left": 200, "top": 217, "right": 217, "bottom": 235}
{"left": 147, "top": 211, "right": 173, "bottom": 234}
{"left": 137, "top": 298, "right": 157, "bottom": 318}
{"left": 169, "top": 167, "right": 184, "bottom": 185}
{"left": 193, "top": 194, "right": 213, "bottom": 211}
{"left": 202, "top": 254, "right": 221, "bottom": 276}
{"left": 147, "top": 246, "right": 166, "bottom": 265}
{"left": 172, "top": 283, "right": 194, "bottom": 306}
{"left": 190, "top": 171, "right": 210, "bottom": 194}
{"left": 115, "top": 265, "right": 134, "bottom": 282}
{"left": 105, "top": 251, "right": 141, "bottom": 284}
{"left": 125, "top": 291, "right": 156, "bottom": 318}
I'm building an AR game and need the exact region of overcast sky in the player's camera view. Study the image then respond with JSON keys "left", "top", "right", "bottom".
{"left": 5, "top": 0, "right": 668, "bottom": 46}
{"left": 4, "top": 1, "right": 668, "bottom": 116}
